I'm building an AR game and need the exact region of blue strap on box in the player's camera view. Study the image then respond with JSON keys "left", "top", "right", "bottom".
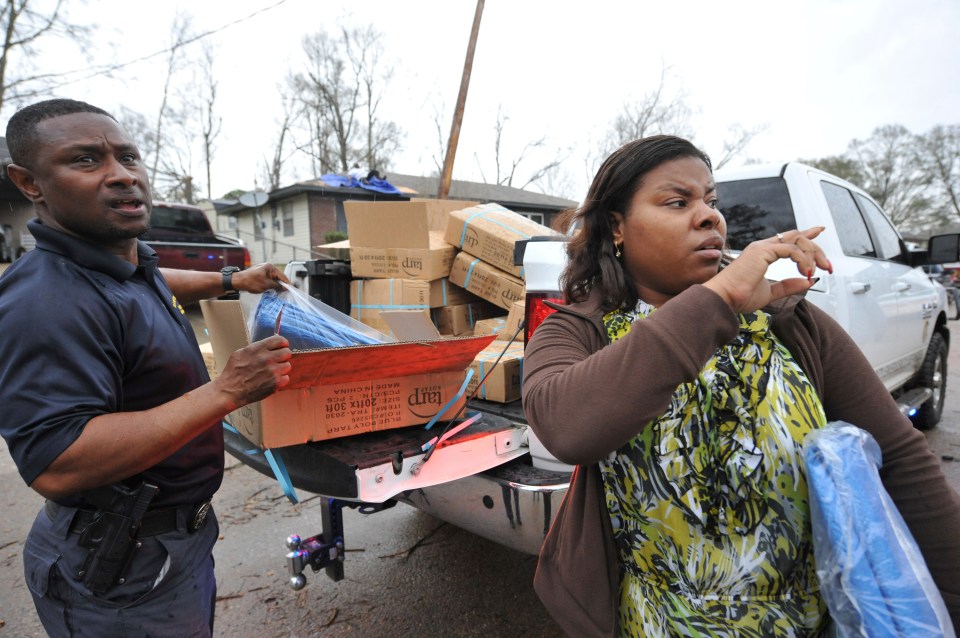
{"left": 222, "top": 419, "right": 299, "bottom": 504}
{"left": 423, "top": 369, "right": 474, "bottom": 430}
{"left": 458, "top": 205, "right": 532, "bottom": 276}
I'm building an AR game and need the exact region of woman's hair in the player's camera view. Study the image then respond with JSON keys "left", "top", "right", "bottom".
{"left": 561, "top": 135, "right": 712, "bottom": 312}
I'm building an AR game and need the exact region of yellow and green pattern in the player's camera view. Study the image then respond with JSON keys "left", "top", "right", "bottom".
{"left": 601, "top": 301, "right": 829, "bottom": 637}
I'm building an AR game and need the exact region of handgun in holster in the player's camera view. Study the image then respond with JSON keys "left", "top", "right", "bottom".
{"left": 76, "top": 481, "right": 159, "bottom": 596}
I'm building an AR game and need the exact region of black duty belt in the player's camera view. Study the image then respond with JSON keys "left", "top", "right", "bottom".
{"left": 45, "top": 499, "right": 212, "bottom": 536}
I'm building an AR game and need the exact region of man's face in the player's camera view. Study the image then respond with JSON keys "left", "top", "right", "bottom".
{"left": 24, "top": 112, "right": 151, "bottom": 248}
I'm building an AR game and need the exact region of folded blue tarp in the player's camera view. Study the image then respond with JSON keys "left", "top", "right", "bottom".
{"left": 250, "top": 286, "right": 389, "bottom": 350}
{"left": 803, "top": 422, "right": 954, "bottom": 637}
{"left": 319, "top": 173, "right": 402, "bottom": 195}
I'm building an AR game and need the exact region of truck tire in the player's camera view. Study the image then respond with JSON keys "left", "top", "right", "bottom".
{"left": 913, "top": 332, "right": 947, "bottom": 430}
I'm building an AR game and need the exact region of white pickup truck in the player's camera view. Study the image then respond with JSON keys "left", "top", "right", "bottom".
{"left": 228, "top": 162, "right": 960, "bottom": 589}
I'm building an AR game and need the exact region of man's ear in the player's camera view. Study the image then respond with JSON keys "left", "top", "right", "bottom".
{"left": 5, "top": 164, "right": 42, "bottom": 203}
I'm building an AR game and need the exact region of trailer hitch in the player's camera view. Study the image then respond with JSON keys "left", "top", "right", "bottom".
{"left": 285, "top": 497, "right": 396, "bottom": 590}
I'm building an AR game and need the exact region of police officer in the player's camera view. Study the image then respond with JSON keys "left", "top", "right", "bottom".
{"left": 0, "top": 98, "right": 292, "bottom": 637}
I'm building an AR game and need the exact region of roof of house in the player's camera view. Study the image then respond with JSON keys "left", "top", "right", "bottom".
{"left": 385, "top": 173, "right": 577, "bottom": 212}
{"left": 216, "top": 172, "right": 578, "bottom": 216}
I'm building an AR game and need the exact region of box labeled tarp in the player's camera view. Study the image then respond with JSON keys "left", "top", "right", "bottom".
{"left": 444, "top": 202, "right": 560, "bottom": 277}
{"left": 467, "top": 341, "right": 524, "bottom": 403}
{"left": 201, "top": 297, "right": 494, "bottom": 448}
{"left": 448, "top": 251, "right": 525, "bottom": 311}
{"left": 349, "top": 233, "right": 455, "bottom": 281}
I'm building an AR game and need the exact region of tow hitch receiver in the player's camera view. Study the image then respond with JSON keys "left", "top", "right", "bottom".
{"left": 285, "top": 498, "right": 396, "bottom": 590}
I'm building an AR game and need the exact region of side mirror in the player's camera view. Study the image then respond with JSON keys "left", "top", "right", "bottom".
{"left": 928, "top": 234, "right": 960, "bottom": 264}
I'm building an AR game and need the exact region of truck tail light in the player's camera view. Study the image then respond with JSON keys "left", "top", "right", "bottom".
{"left": 243, "top": 248, "right": 252, "bottom": 270}
{"left": 524, "top": 292, "right": 564, "bottom": 344}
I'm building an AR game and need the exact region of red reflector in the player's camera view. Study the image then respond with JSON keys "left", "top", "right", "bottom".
{"left": 525, "top": 293, "right": 564, "bottom": 343}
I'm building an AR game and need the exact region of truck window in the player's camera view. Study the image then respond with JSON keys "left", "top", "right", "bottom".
{"left": 151, "top": 206, "right": 210, "bottom": 233}
{"left": 854, "top": 193, "right": 903, "bottom": 260}
{"left": 820, "top": 181, "right": 876, "bottom": 258}
{"left": 717, "top": 177, "right": 796, "bottom": 251}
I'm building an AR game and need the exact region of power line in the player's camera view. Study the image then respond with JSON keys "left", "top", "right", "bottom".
{"left": 15, "top": 0, "right": 290, "bottom": 99}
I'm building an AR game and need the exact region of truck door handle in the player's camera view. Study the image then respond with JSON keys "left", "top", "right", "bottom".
{"left": 850, "top": 282, "right": 871, "bottom": 294}
{"left": 184, "top": 251, "right": 199, "bottom": 258}
{"left": 891, "top": 282, "right": 910, "bottom": 292}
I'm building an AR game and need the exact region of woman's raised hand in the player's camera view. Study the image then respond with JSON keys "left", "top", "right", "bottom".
{"left": 703, "top": 227, "right": 834, "bottom": 314}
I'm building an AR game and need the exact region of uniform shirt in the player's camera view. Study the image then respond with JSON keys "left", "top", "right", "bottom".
{"left": 0, "top": 219, "right": 223, "bottom": 508}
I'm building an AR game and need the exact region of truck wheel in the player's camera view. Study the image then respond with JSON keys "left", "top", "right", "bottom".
{"left": 913, "top": 332, "right": 947, "bottom": 430}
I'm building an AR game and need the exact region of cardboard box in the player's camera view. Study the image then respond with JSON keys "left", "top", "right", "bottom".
{"left": 432, "top": 300, "right": 502, "bottom": 336}
{"left": 350, "top": 278, "right": 474, "bottom": 335}
{"left": 349, "top": 232, "right": 456, "bottom": 280}
{"left": 444, "top": 203, "right": 561, "bottom": 277}
{"left": 503, "top": 300, "right": 525, "bottom": 342}
{"left": 467, "top": 341, "right": 524, "bottom": 403}
{"left": 474, "top": 317, "right": 509, "bottom": 339}
{"left": 448, "top": 251, "right": 525, "bottom": 310}
{"left": 200, "top": 298, "right": 495, "bottom": 449}
{"left": 199, "top": 341, "right": 217, "bottom": 378}
{"left": 345, "top": 199, "right": 479, "bottom": 249}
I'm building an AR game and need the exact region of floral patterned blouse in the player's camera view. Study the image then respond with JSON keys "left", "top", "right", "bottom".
{"left": 600, "top": 300, "right": 830, "bottom": 637}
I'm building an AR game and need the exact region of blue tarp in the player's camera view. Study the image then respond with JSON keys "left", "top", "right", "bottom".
{"left": 319, "top": 173, "right": 403, "bottom": 195}
{"left": 803, "top": 422, "right": 954, "bottom": 637}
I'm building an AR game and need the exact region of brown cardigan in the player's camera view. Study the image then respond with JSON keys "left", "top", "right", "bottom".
{"left": 522, "top": 284, "right": 960, "bottom": 636}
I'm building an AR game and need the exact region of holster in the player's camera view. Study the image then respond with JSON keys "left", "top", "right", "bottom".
{"left": 76, "top": 481, "right": 160, "bottom": 596}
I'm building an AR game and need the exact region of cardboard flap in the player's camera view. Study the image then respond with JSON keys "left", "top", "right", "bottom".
{"left": 285, "top": 334, "right": 496, "bottom": 389}
{"left": 344, "top": 201, "right": 432, "bottom": 248}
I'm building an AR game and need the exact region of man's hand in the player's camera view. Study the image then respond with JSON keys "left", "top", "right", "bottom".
{"left": 213, "top": 335, "right": 293, "bottom": 409}
{"left": 231, "top": 263, "right": 290, "bottom": 294}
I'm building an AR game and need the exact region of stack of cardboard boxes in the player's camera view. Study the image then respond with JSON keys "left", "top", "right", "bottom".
{"left": 343, "top": 200, "right": 560, "bottom": 404}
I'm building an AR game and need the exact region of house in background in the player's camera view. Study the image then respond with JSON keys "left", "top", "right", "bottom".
{"left": 211, "top": 173, "right": 577, "bottom": 266}
{"left": 0, "top": 138, "right": 34, "bottom": 262}
{"left": 0, "top": 134, "right": 578, "bottom": 268}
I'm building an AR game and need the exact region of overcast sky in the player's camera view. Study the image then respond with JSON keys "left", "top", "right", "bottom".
{"left": 9, "top": 0, "right": 960, "bottom": 201}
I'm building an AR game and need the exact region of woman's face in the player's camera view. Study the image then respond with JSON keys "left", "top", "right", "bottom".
{"left": 611, "top": 156, "right": 725, "bottom": 307}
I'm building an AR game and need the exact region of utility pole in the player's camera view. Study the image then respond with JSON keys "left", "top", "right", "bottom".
{"left": 437, "top": 0, "right": 484, "bottom": 199}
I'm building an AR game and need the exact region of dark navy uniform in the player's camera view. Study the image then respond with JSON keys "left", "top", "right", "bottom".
{"left": 0, "top": 219, "right": 224, "bottom": 637}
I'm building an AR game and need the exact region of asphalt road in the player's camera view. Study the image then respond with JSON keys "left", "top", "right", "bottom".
{"left": 2, "top": 314, "right": 959, "bottom": 637}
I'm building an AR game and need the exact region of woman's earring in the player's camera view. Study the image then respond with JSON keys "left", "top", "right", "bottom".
{"left": 615, "top": 243, "right": 622, "bottom": 259}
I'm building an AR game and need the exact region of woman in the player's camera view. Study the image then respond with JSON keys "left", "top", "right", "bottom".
{"left": 522, "top": 136, "right": 960, "bottom": 636}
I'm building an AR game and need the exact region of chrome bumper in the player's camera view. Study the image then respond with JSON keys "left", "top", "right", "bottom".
{"left": 396, "top": 457, "right": 570, "bottom": 556}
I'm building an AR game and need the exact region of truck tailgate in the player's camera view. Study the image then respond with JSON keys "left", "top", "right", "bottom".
{"left": 224, "top": 410, "right": 526, "bottom": 502}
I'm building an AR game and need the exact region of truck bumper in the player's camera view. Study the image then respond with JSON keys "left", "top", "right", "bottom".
{"left": 397, "top": 458, "right": 570, "bottom": 556}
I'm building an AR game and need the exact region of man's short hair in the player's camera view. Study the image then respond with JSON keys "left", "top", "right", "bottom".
{"left": 5, "top": 98, "right": 116, "bottom": 169}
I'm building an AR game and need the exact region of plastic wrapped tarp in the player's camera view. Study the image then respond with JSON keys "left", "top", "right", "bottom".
{"left": 803, "top": 421, "right": 955, "bottom": 637}
{"left": 248, "top": 282, "right": 393, "bottom": 350}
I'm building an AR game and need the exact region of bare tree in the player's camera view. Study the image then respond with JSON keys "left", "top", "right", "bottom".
{"left": 261, "top": 89, "right": 296, "bottom": 191}
{"left": 848, "top": 124, "right": 932, "bottom": 228}
{"left": 0, "top": 0, "right": 93, "bottom": 112}
{"left": 600, "top": 65, "right": 696, "bottom": 161}
{"left": 479, "top": 106, "right": 569, "bottom": 192}
{"left": 713, "top": 123, "right": 768, "bottom": 170}
{"left": 800, "top": 154, "right": 867, "bottom": 186}
{"left": 148, "top": 13, "right": 193, "bottom": 193}
{"left": 198, "top": 42, "right": 221, "bottom": 201}
{"left": 916, "top": 124, "right": 960, "bottom": 220}
{"left": 290, "top": 23, "right": 401, "bottom": 175}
